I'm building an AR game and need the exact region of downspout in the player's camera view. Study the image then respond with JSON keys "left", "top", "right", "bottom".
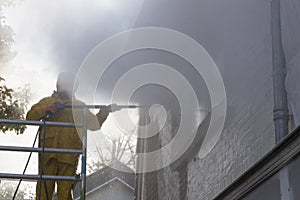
{"left": 135, "top": 137, "right": 147, "bottom": 200}
{"left": 271, "top": 0, "right": 289, "bottom": 143}
{"left": 135, "top": 108, "right": 148, "bottom": 200}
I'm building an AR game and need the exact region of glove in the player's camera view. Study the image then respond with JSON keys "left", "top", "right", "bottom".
{"left": 96, "top": 106, "right": 110, "bottom": 125}
{"left": 45, "top": 102, "right": 65, "bottom": 116}
{"left": 54, "top": 102, "right": 65, "bottom": 109}
{"left": 107, "top": 104, "right": 121, "bottom": 112}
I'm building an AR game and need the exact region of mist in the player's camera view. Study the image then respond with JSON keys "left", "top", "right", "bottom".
{"left": 2, "top": 0, "right": 300, "bottom": 171}
{"left": 4, "top": 0, "right": 144, "bottom": 101}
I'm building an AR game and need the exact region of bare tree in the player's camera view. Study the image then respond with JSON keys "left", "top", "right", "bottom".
{"left": 87, "top": 128, "right": 137, "bottom": 173}
{"left": 0, "top": 181, "right": 34, "bottom": 199}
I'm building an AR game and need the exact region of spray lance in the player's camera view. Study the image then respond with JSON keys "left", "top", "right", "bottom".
{"left": 65, "top": 103, "right": 141, "bottom": 111}
{"left": 43, "top": 103, "right": 142, "bottom": 119}
{"left": 58, "top": 103, "right": 142, "bottom": 115}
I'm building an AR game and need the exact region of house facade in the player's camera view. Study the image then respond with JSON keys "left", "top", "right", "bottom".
{"left": 74, "top": 161, "right": 135, "bottom": 200}
{"left": 130, "top": 0, "right": 300, "bottom": 199}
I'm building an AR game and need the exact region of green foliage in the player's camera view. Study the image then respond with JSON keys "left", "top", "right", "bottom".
{"left": 0, "top": 17, "right": 15, "bottom": 65}
{"left": 0, "top": 0, "right": 29, "bottom": 134}
{"left": 0, "top": 181, "right": 35, "bottom": 199}
{"left": 0, "top": 0, "right": 16, "bottom": 9}
{"left": 0, "top": 77, "right": 26, "bottom": 134}
{"left": 0, "top": 181, "right": 25, "bottom": 199}
{"left": 13, "top": 83, "right": 32, "bottom": 110}
{"left": 0, "top": 0, "right": 16, "bottom": 67}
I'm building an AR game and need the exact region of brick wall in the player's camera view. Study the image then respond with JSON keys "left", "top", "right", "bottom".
{"left": 133, "top": 1, "right": 281, "bottom": 199}
{"left": 187, "top": 1, "right": 276, "bottom": 198}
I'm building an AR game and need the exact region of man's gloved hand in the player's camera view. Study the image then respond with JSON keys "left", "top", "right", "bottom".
{"left": 106, "top": 104, "right": 122, "bottom": 112}
{"left": 54, "top": 102, "right": 65, "bottom": 109}
{"left": 96, "top": 106, "right": 110, "bottom": 124}
{"left": 96, "top": 104, "right": 122, "bottom": 125}
{"left": 97, "top": 106, "right": 110, "bottom": 116}
{"left": 45, "top": 102, "right": 65, "bottom": 116}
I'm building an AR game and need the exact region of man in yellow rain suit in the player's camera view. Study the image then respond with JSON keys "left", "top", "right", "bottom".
{"left": 27, "top": 72, "right": 110, "bottom": 200}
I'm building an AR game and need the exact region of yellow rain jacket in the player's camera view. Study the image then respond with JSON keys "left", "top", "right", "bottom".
{"left": 26, "top": 92, "right": 108, "bottom": 166}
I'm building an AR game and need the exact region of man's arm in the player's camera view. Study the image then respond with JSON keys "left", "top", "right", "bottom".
{"left": 87, "top": 108, "right": 109, "bottom": 131}
{"left": 26, "top": 97, "right": 54, "bottom": 121}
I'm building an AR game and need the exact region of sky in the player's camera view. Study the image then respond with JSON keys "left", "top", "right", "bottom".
{"left": 0, "top": 0, "right": 144, "bottom": 195}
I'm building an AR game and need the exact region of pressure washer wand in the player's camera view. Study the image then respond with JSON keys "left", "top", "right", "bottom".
{"left": 105, "top": 104, "right": 141, "bottom": 112}
{"left": 66, "top": 104, "right": 143, "bottom": 112}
